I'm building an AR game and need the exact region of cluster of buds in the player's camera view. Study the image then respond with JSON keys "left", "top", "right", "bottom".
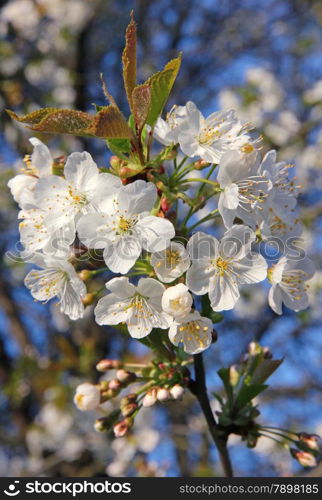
{"left": 74, "top": 357, "right": 190, "bottom": 439}
{"left": 289, "top": 433, "right": 320, "bottom": 468}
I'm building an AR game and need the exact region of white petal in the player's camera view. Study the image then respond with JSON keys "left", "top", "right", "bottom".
{"left": 95, "top": 294, "right": 130, "bottom": 325}
{"left": 64, "top": 151, "right": 99, "bottom": 192}
{"left": 218, "top": 193, "right": 236, "bottom": 228}
{"left": 105, "top": 277, "right": 136, "bottom": 298}
{"left": 76, "top": 213, "right": 113, "bottom": 248}
{"left": 135, "top": 216, "right": 175, "bottom": 252}
{"left": 268, "top": 284, "right": 283, "bottom": 315}
{"left": 118, "top": 180, "right": 157, "bottom": 214}
{"left": 219, "top": 225, "right": 256, "bottom": 260}
{"left": 209, "top": 275, "right": 240, "bottom": 311}
{"left": 187, "top": 232, "right": 219, "bottom": 260}
{"left": 29, "top": 137, "right": 52, "bottom": 175}
{"left": 59, "top": 280, "right": 85, "bottom": 320}
{"left": 103, "top": 236, "right": 141, "bottom": 274}
{"left": 8, "top": 175, "right": 36, "bottom": 205}
{"left": 137, "top": 277, "right": 165, "bottom": 298}
{"left": 186, "top": 262, "right": 212, "bottom": 295}
{"left": 234, "top": 254, "right": 268, "bottom": 284}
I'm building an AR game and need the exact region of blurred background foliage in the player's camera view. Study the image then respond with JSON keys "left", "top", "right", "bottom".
{"left": 1, "top": 0, "right": 322, "bottom": 477}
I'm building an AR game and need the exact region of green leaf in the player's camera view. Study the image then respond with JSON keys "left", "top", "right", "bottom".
{"left": 145, "top": 54, "right": 182, "bottom": 127}
{"left": 235, "top": 384, "right": 268, "bottom": 409}
{"left": 217, "top": 367, "right": 234, "bottom": 404}
{"left": 106, "top": 138, "right": 131, "bottom": 158}
{"left": 250, "top": 358, "right": 283, "bottom": 385}
{"left": 132, "top": 83, "right": 151, "bottom": 131}
{"left": 122, "top": 12, "right": 137, "bottom": 112}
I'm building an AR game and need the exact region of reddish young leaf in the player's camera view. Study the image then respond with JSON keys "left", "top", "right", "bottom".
{"left": 122, "top": 11, "right": 137, "bottom": 112}
{"left": 132, "top": 83, "right": 151, "bottom": 131}
{"left": 84, "top": 106, "right": 133, "bottom": 139}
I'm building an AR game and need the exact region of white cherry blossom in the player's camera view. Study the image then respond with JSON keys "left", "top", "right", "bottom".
{"left": 18, "top": 207, "right": 75, "bottom": 257}
{"left": 268, "top": 256, "right": 315, "bottom": 315}
{"left": 161, "top": 283, "right": 193, "bottom": 320}
{"left": 150, "top": 241, "right": 190, "bottom": 283}
{"left": 77, "top": 180, "right": 175, "bottom": 274}
{"left": 177, "top": 101, "right": 256, "bottom": 163}
{"left": 24, "top": 253, "right": 86, "bottom": 320}
{"left": 34, "top": 151, "right": 122, "bottom": 231}
{"left": 259, "top": 150, "right": 299, "bottom": 218}
{"left": 168, "top": 311, "right": 213, "bottom": 354}
{"left": 186, "top": 226, "right": 268, "bottom": 311}
{"left": 257, "top": 207, "right": 303, "bottom": 243}
{"left": 94, "top": 277, "right": 172, "bottom": 338}
{"left": 153, "top": 104, "right": 188, "bottom": 146}
{"left": 8, "top": 137, "right": 53, "bottom": 208}
{"left": 217, "top": 150, "right": 270, "bottom": 228}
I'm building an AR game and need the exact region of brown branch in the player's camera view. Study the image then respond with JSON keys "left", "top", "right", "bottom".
{"left": 189, "top": 353, "right": 234, "bottom": 477}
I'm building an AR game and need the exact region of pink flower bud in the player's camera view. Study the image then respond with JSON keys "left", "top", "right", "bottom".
{"left": 121, "top": 402, "right": 138, "bottom": 418}
{"left": 142, "top": 389, "right": 157, "bottom": 407}
{"left": 298, "top": 433, "right": 320, "bottom": 451}
{"left": 291, "top": 449, "right": 317, "bottom": 467}
{"left": 113, "top": 418, "right": 133, "bottom": 438}
{"left": 157, "top": 388, "right": 170, "bottom": 402}
{"left": 96, "top": 359, "right": 123, "bottom": 372}
{"left": 109, "top": 378, "right": 122, "bottom": 390}
{"left": 116, "top": 370, "right": 137, "bottom": 384}
{"left": 170, "top": 384, "right": 185, "bottom": 400}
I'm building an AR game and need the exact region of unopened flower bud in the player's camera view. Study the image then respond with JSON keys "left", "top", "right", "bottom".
{"left": 78, "top": 269, "right": 92, "bottom": 281}
{"left": 109, "top": 378, "right": 122, "bottom": 391}
{"left": 194, "top": 159, "right": 210, "bottom": 170}
{"left": 101, "top": 388, "right": 118, "bottom": 400}
{"left": 170, "top": 384, "right": 185, "bottom": 400}
{"left": 290, "top": 449, "right": 317, "bottom": 467}
{"left": 113, "top": 418, "right": 133, "bottom": 438}
{"left": 96, "top": 359, "right": 123, "bottom": 372}
{"left": 110, "top": 156, "right": 121, "bottom": 169}
{"left": 157, "top": 388, "right": 170, "bottom": 402}
{"left": 160, "top": 196, "right": 172, "bottom": 213}
{"left": 74, "top": 383, "right": 101, "bottom": 411}
{"left": 94, "top": 410, "right": 121, "bottom": 432}
{"left": 116, "top": 369, "right": 137, "bottom": 384}
{"left": 142, "top": 389, "right": 157, "bottom": 407}
{"left": 82, "top": 293, "right": 95, "bottom": 306}
{"left": 263, "top": 347, "right": 272, "bottom": 359}
{"left": 229, "top": 365, "right": 239, "bottom": 386}
{"left": 156, "top": 180, "right": 166, "bottom": 192}
{"left": 121, "top": 402, "right": 138, "bottom": 417}
{"left": 120, "top": 393, "right": 137, "bottom": 409}
{"left": 298, "top": 433, "right": 320, "bottom": 451}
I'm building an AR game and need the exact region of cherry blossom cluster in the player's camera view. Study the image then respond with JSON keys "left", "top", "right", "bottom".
{"left": 8, "top": 100, "right": 315, "bottom": 357}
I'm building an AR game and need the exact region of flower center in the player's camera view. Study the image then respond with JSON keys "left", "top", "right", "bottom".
{"left": 214, "top": 257, "right": 229, "bottom": 276}
{"left": 117, "top": 215, "right": 135, "bottom": 234}
{"left": 68, "top": 186, "right": 88, "bottom": 206}
{"left": 21, "top": 154, "right": 38, "bottom": 176}
{"left": 165, "top": 249, "right": 180, "bottom": 267}
{"left": 179, "top": 320, "right": 210, "bottom": 348}
{"left": 282, "top": 270, "right": 310, "bottom": 300}
{"left": 240, "top": 143, "right": 255, "bottom": 154}
{"left": 198, "top": 125, "right": 223, "bottom": 145}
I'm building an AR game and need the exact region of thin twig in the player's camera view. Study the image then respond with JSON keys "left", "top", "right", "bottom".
{"left": 189, "top": 353, "right": 234, "bottom": 477}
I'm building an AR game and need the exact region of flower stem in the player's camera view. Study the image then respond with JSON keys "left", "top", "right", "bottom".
{"left": 189, "top": 353, "right": 234, "bottom": 477}
{"left": 186, "top": 209, "right": 219, "bottom": 233}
